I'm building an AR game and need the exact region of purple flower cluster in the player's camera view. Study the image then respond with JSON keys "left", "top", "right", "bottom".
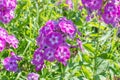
{"left": 27, "top": 73, "right": 39, "bottom": 80}
{"left": 81, "top": 0, "right": 120, "bottom": 27}
{"left": 2, "top": 52, "right": 22, "bottom": 72}
{"left": 0, "top": 0, "right": 17, "bottom": 23}
{"left": 0, "top": 27, "right": 20, "bottom": 72}
{"left": 0, "top": 27, "right": 18, "bottom": 52}
{"left": 31, "top": 17, "right": 81, "bottom": 71}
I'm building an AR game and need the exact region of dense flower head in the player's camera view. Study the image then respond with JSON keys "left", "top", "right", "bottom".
{"left": 2, "top": 52, "right": 22, "bottom": 72}
{"left": 0, "top": 0, "right": 17, "bottom": 24}
{"left": 0, "top": 27, "right": 19, "bottom": 52}
{"left": 27, "top": 73, "right": 39, "bottom": 80}
{"left": 32, "top": 17, "right": 82, "bottom": 71}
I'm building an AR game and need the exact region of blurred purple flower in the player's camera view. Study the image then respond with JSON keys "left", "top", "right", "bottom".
{"left": 0, "top": 0, "right": 17, "bottom": 24}
{"left": 82, "top": 0, "right": 102, "bottom": 10}
{"left": 3, "top": 57, "right": 18, "bottom": 72}
{"left": 102, "top": 12, "right": 115, "bottom": 24}
{"left": 89, "top": 0, "right": 102, "bottom": 10}
{"left": 104, "top": 3, "right": 117, "bottom": 15}
{"left": 3, "top": 52, "right": 22, "bottom": 72}
{"left": 27, "top": 73, "right": 39, "bottom": 80}
{"left": 1, "top": 10, "right": 14, "bottom": 24}
{"left": 6, "top": 35, "right": 19, "bottom": 48}
{"left": 0, "top": 27, "right": 19, "bottom": 50}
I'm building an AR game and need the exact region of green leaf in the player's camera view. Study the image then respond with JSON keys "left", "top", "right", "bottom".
{"left": 82, "top": 66, "right": 92, "bottom": 79}
{"left": 83, "top": 43, "right": 95, "bottom": 53}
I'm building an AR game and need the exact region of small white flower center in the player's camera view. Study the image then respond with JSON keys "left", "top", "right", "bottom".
{"left": 49, "top": 35, "right": 58, "bottom": 45}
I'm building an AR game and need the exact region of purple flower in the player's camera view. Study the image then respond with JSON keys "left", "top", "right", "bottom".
{"left": 2, "top": 52, "right": 22, "bottom": 72}
{"left": 31, "top": 48, "right": 44, "bottom": 66}
{"left": 44, "top": 47, "right": 55, "bottom": 62}
{"left": 3, "top": 57, "right": 18, "bottom": 72}
{"left": 1, "top": 10, "right": 14, "bottom": 24}
{"left": 45, "top": 32, "right": 64, "bottom": 48}
{"left": 89, "top": 0, "right": 102, "bottom": 10}
{"left": 0, "top": 0, "right": 17, "bottom": 24}
{"left": 102, "top": 12, "right": 116, "bottom": 24}
{"left": 39, "top": 20, "right": 56, "bottom": 36}
{"left": 82, "top": 0, "right": 102, "bottom": 10}
{"left": 0, "top": 0, "right": 17, "bottom": 10}
{"left": 7, "top": 0, "right": 17, "bottom": 10}
{"left": 0, "top": 38, "right": 6, "bottom": 52}
{"left": 55, "top": 46, "right": 70, "bottom": 66}
{"left": 58, "top": 17, "right": 76, "bottom": 38}
{"left": 27, "top": 73, "right": 39, "bottom": 80}
{"left": 40, "top": 24, "right": 53, "bottom": 37}
{"left": 104, "top": 3, "right": 117, "bottom": 15}
{"left": 78, "top": 5, "right": 83, "bottom": 11}
{"left": 33, "top": 17, "right": 81, "bottom": 69}
{"left": 0, "top": 27, "right": 19, "bottom": 50}
{"left": 6, "top": 35, "right": 19, "bottom": 48}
